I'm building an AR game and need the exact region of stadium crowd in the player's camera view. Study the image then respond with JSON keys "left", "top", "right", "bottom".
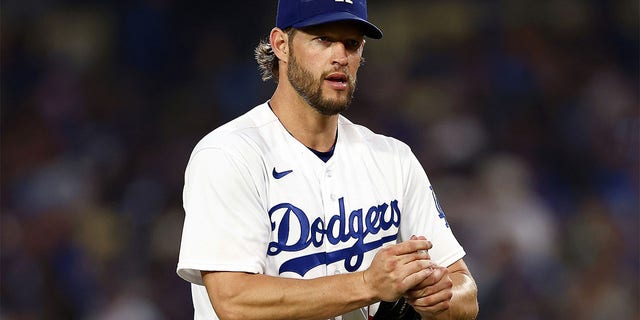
{"left": 2, "top": 0, "right": 638, "bottom": 319}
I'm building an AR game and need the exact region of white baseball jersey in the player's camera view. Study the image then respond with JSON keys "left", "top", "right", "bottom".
{"left": 177, "top": 101, "right": 465, "bottom": 320}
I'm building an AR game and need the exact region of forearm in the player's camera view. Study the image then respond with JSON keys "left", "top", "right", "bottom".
{"left": 203, "top": 271, "right": 377, "bottom": 320}
{"left": 429, "top": 272, "right": 478, "bottom": 320}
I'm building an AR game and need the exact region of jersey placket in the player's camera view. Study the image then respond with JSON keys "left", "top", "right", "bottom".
{"left": 318, "top": 160, "right": 344, "bottom": 277}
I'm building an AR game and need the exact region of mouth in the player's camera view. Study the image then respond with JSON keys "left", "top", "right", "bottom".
{"left": 324, "top": 73, "right": 348, "bottom": 90}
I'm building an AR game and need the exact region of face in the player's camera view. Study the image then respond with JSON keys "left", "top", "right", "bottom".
{"left": 286, "top": 21, "right": 365, "bottom": 116}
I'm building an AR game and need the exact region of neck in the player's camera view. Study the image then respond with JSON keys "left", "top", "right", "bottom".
{"left": 270, "top": 84, "right": 339, "bottom": 152}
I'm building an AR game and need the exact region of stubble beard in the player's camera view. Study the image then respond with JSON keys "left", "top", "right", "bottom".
{"left": 287, "top": 53, "right": 357, "bottom": 116}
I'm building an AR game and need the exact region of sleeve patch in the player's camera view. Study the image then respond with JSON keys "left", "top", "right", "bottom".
{"left": 430, "top": 185, "right": 449, "bottom": 228}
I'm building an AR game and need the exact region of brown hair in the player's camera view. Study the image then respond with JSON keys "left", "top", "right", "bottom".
{"left": 254, "top": 28, "right": 297, "bottom": 82}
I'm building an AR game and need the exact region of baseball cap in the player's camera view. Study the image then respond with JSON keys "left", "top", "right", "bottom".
{"left": 276, "top": 0, "right": 383, "bottom": 39}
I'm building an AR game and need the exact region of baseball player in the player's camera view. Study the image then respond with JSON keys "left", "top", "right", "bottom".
{"left": 177, "top": 0, "right": 478, "bottom": 319}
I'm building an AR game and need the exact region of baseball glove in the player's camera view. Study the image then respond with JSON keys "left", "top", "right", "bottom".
{"left": 373, "top": 298, "right": 421, "bottom": 320}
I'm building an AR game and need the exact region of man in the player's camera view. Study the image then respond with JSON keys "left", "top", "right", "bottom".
{"left": 177, "top": 0, "right": 478, "bottom": 319}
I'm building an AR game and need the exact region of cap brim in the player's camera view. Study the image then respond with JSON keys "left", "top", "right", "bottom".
{"left": 292, "top": 11, "right": 383, "bottom": 39}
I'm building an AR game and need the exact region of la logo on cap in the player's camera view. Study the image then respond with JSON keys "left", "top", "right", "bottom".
{"left": 335, "top": 0, "right": 354, "bottom": 3}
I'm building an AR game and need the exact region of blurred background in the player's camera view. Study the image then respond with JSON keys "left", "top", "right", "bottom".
{"left": 1, "top": 0, "right": 638, "bottom": 319}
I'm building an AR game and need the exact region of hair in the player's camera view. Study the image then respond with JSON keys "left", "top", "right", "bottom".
{"left": 255, "top": 28, "right": 297, "bottom": 82}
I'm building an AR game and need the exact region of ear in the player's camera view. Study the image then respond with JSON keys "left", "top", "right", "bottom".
{"left": 270, "top": 27, "right": 290, "bottom": 63}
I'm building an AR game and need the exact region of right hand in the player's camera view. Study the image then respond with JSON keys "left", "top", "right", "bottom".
{"left": 363, "top": 239, "right": 434, "bottom": 302}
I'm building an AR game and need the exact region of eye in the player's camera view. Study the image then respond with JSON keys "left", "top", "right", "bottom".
{"left": 316, "top": 36, "right": 331, "bottom": 43}
{"left": 345, "top": 39, "right": 361, "bottom": 50}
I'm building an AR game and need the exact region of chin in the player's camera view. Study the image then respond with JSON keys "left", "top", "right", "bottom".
{"left": 312, "top": 100, "right": 350, "bottom": 116}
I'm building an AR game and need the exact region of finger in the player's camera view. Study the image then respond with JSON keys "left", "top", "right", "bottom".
{"left": 415, "top": 238, "right": 432, "bottom": 260}
{"left": 397, "top": 249, "right": 431, "bottom": 265}
{"left": 400, "top": 260, "right": 435, "bottom": 289}
{"left": 426, "top": 266, "right": 449, "bottom": 285}
{"left": 409, "top": 300, "right": 451, "bottom": 318}
{"left": 402, "top": 268, "right": 431, "bottom": 292}
{"left": 391, "top": 240, "right": 432, "bottom": 256}
{"left": 414, "top": 235, "right": 427, "bottom": 241}
{"left": 404, "top": 267, "right": 449, "bottom": 298}
{"left": 408, "top": 289, "right": 453, "bottom": 310}
{"left": 415, "top": 249, "right": 431, "bottom": 260}
{"left": 405, "top": 273, "right": 438, "bottom": 293}
{"left": 405, "top": 273, "right": 452, "bottom": 300}
{"left": 412, "top": 237, "right": 432, "bottom": 250}
{"left": 416, "top": 236, "right": 433, "bottom": 251}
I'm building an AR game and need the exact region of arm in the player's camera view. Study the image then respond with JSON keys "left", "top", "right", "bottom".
{"left": 202, "top": 240, "right": 434, "bottom": 320}
{"left": 405, "top": 259, "right": 479, "bottom": 320}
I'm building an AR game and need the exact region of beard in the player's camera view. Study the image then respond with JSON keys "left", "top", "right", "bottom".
{"left": 287, "top": 53, "right": 357, "bottom": 116}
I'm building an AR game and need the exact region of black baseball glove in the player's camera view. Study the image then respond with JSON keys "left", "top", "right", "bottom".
{"left": 373, "top": 298, "right": 421, "bottom": 320}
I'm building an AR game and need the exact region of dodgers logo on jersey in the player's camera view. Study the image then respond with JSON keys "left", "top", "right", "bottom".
{"left": 267, "top": 197, "right": 401, "bottom": 276}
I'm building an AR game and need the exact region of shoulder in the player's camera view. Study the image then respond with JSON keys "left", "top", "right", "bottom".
{"left": 337, "top": 115, "right": 412, "bottom": 156}
{"left": 190, "top": 102, "right": 279, "bottom": 160}
{"left": 184, "top": 103, "right": 280, "bottom": 185}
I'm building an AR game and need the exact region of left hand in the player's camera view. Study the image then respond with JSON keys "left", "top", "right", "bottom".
{"left": 404, "top": 263, "right": 454, "bottom": 318}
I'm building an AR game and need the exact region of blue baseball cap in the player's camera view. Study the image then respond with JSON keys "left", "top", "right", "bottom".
{"left": 276, "top": 0, "right": 383, "bottom": 39}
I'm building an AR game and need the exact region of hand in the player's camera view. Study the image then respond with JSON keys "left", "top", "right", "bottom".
{"left": 404, "top": 264, "right": 454, "bottom": 318}
{"left": 410, "top": 235, "right": 430, "bottom": 260}
{"left": 363, "top": 239, "right": 434, "bottom": 302}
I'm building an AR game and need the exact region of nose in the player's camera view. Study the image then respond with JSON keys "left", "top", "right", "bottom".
{"left": 332, "top": 42, "right": 349, "bottom": 66}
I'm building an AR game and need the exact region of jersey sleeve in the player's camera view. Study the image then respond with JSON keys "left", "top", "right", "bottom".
{"left": 177, "top": 145, "right": 271, "bottom": 286}
{"left": 398, "top": 148, "right": 465, "bottom": 268}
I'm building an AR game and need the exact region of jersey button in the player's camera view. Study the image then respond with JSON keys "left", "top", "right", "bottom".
{"left": 330, "top": 193, "right": 338, "bottom": 201}
{"left": 325, "top": 170, "right": 333, "bottom": 178}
